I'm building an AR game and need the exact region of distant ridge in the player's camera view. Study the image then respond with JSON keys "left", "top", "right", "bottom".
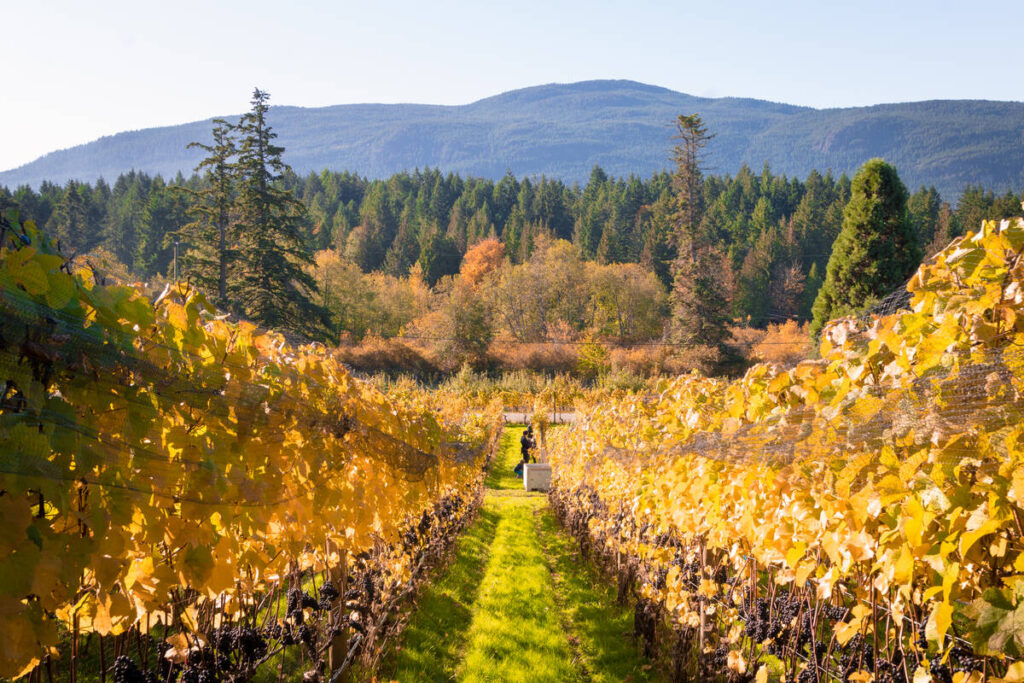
{"left": 3, "top": 80, "right": 1023, "bottom": 199}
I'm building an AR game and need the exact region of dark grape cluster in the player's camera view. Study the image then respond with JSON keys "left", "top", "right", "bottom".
{"left": 417, "top": 509, "right": 432, "bottom": 536}
{"left": 874, "top": 657, "right": 908, "bottom": 683}
{"left": 211, "top": 625, "right": 268, "bottom": 663}
{"left": 286, "top": 587, "right": 322, "bottom": 623}
{"left": 741, "top": 596, "right": 796, "bottom": 646}
{"left": 929, "top": 656, "right": 954, "bottom": 683}
{"left": 551, "top": 478, "right": 998, "bottom": 683}
{"left": 318, "top": 579, "right": 339, "bottom": 610}
{"left": 99, "top": 475, "right": 481, "bottom": 683}
{"left": 112, "top": 656, "right": 158, "bottom": 683}
{"left": 178, "top": 666, "right": 218, "bottom": 683}
{"left": 947, "top": 645, "right": 982, "bottom": 674}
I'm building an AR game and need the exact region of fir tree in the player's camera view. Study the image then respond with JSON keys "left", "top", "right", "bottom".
{"left": 136, "top": 178, "right": 189, "bottom": 278}
{"left": 907, "top": 185, "right": 942, "bottom": 247}
{"left": 232, "top": 88, "right": 329, "bottom": 338}
{"left": 810, "top": 158, "right": 922, "bottom": 336}
{"left": 383, "top": 206, "right": 420, "bottom": 277}
{"left": 668, "top": 114, "right": 731, "bottom": 358}
{"left": 181, "top": 118, "right": 237, "bottom": 303}
{"left": 418, "top": 231, "right": 461, "bottom": 286}
{"left": 104, "top": 173, "right": 147, "bottom": 269}
{"left": 50, "top": 180, "right": 100, "bottom": 255}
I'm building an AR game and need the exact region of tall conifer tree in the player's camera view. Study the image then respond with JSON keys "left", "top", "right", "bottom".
{"left": 232, "top": 89, "right": 329, "bottom": 337}
{"left": 810, "top": 158, "right": 922, "bottom": 336}
{"left": 668, "top": 114, "right": 732, "bottom": 360}
{"left": 181, "top": 119, "right": 237, "bottom": 302}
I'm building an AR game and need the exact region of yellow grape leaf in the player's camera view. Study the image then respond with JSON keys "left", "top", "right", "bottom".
{"left": 92, "top": 596, "right": 113, "bottom": 636}
{"left": 904, "top": 498, "right": 927, "bottom": 547}
{"left": 893, "top": 543, "right": 915, "bottom": 585}
{"left": 164, "top": 632, "right": 192, "bottom": 664}
{"left": 794, "top": 560, "right": 816, "bottom": 588}
{"left": 785, "top": 542, "right": 806, "bottom": 569}
{"left": 952, "top": 672, "right": 984, "bottom": 683}
{"left": 726, "top": 650, "right": 747, "bottom": 674}
{"left": 835, "top": 619, "right": 862, "bottom": 646}
{"left": 925, "top": 600, "right": 954, "bottom": 644}
{"left": 942, "top": 561, "right": 960, "bottom": 600}
{"left": 960, "top": 518, "right": 1004, "bottom": 557}
{"left": 996, "top": 661, "right": 1024, "bottom": 683}
{"left": 29, "top": 553, "right": 63, "bottom": 610}
{"left": 180, "top": 605, "right": 200, "bottom": 632}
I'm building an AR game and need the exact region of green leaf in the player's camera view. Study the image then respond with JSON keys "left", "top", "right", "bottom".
{"left": 26, "top": 526, "right": 43, "bottom": 550}
{"left": 966, "top": 589, "right": 1024, "bottom": 657}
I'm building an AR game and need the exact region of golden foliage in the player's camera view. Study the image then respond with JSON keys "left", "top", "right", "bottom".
{"left": 550, "top": 218, "right": 1024, "bottom": 670}
{"left": 0, "top": 219, "right": 499, "bottom": 678}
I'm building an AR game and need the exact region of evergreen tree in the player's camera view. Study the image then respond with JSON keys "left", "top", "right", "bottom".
{"left": 50, "top": 180, "right": 101, "bottom": 255}
{"left": 802, "top": 261, "right": 823, "bottom": 319}
{"left": 181, "top": 119, "right": 237, "bottom": 302}
{"left": 668, "top": 114, "right": 731, "bottom": 357}
{"left": 104, "top": 172, "right": 147, "bottom": 268}
{"left": 231, "top": 88, "right": 329, "bottom": 338}
{"left": 383, "top": 206, "right": 420, "bottom": 277}
{"left": 136, "top": 178, "right": 189, "bottom": 277}
{"left": 810, "top": 159, "right": 922, "bottom": 336}
{"left": 907, "top": 185, "right": 942, "bottom": 246}
{"left": 671, "top": 115, "right": 712, "bottom": 239}
{"left": 418, "top": 231, "right": 461, "bottom": 286}
{"left": 0, "top": 187, "right": 16, "bottom": 216}
{"left": 639, "top": 189, "right": 677, "bottom": 289}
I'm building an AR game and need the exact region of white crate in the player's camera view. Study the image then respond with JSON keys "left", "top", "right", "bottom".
{"left": 523, "top": 463, "right": 551, "bottom": 491}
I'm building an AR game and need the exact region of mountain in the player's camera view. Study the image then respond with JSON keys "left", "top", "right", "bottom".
{"left": 3, "top": 80, "right": 1023, "bottom": 200}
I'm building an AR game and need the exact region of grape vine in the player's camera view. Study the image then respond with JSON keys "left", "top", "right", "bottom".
{"left": 0, "top": 212, "right": 500, "bottom": 680}
{"left": 549, "top": 218, "right": 1024, "bottom": 681}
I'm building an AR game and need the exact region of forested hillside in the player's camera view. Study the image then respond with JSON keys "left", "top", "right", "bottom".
{"left": 4, "top": 163, "right": 1021, "bottom": 368}
{"left": 3, "top": 80, "right": 1023, "bottom": 198}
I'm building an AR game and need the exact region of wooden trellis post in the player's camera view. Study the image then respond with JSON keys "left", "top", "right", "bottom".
{"left": 327, "top": 540, "right": 349, "bottom": 683}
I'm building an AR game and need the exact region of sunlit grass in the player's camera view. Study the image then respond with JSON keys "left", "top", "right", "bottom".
{"left": 381, "top": 504, "right": 501, "bottom": 681}
{"left": 483, "top": 424, "right": 526, "bottom": 491}
{"left": 386, "top": 426, "right": 661, "bottom": 682}
{"left": 456, "top": 495, "right": 580, "bottom": 683}
{"left": 535, "top": 507, "right": 664, "bottom": 682}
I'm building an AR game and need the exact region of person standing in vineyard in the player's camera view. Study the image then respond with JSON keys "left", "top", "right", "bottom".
{"left": 522, "top": 425, "right": 535, "bottom": 462}
{"left": 514, "top": 424, "right": 536, "bottom": 476}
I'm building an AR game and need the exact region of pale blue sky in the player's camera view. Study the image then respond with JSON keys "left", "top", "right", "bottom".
{"left": 3, "top": 0, "right": 1021, "bottom": 172}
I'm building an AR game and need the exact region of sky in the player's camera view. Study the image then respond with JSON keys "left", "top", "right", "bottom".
{"left": 3, "top": 0, "right": 1022, "bottom": 172}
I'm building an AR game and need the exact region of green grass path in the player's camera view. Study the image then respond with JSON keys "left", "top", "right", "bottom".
{"left": 384, "top": 427, "right": 661, "bottom": 682}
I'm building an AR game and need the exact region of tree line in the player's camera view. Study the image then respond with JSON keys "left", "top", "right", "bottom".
{"left": 2, "top": 93, "right": 1022, "bottom": 365}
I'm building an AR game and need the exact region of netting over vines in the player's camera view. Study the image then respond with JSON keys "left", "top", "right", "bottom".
{"left": 0, "top": 213, "right": 498, "bottom": 679}
{"left": 549, "top": 218, "right": 1024, "bottom": 681}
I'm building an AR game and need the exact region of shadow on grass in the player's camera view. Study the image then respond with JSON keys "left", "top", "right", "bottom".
{"left": 381, "top": 504, "right": 501, "bottom": 682}
{"left": 535, "top": 507, "right": 665, "bottom": 683}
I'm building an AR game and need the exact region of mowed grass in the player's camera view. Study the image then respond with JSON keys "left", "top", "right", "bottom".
{"left": 382, "top": 504, "right": 501, "bottom": 681}
{"left": 387, "top": 426, "right": 662, "bottom": 682}
{"left": 456, "top": 495, "right": 579, "bottom": 683}
{"left": 535, "top": 507, "right": 665, "bottom": 683}
{"left": 483, "top": 424, "right": 526, "bottom": 490}
{"left": 384, "top": 427, "right": 529, "bottom": 681}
